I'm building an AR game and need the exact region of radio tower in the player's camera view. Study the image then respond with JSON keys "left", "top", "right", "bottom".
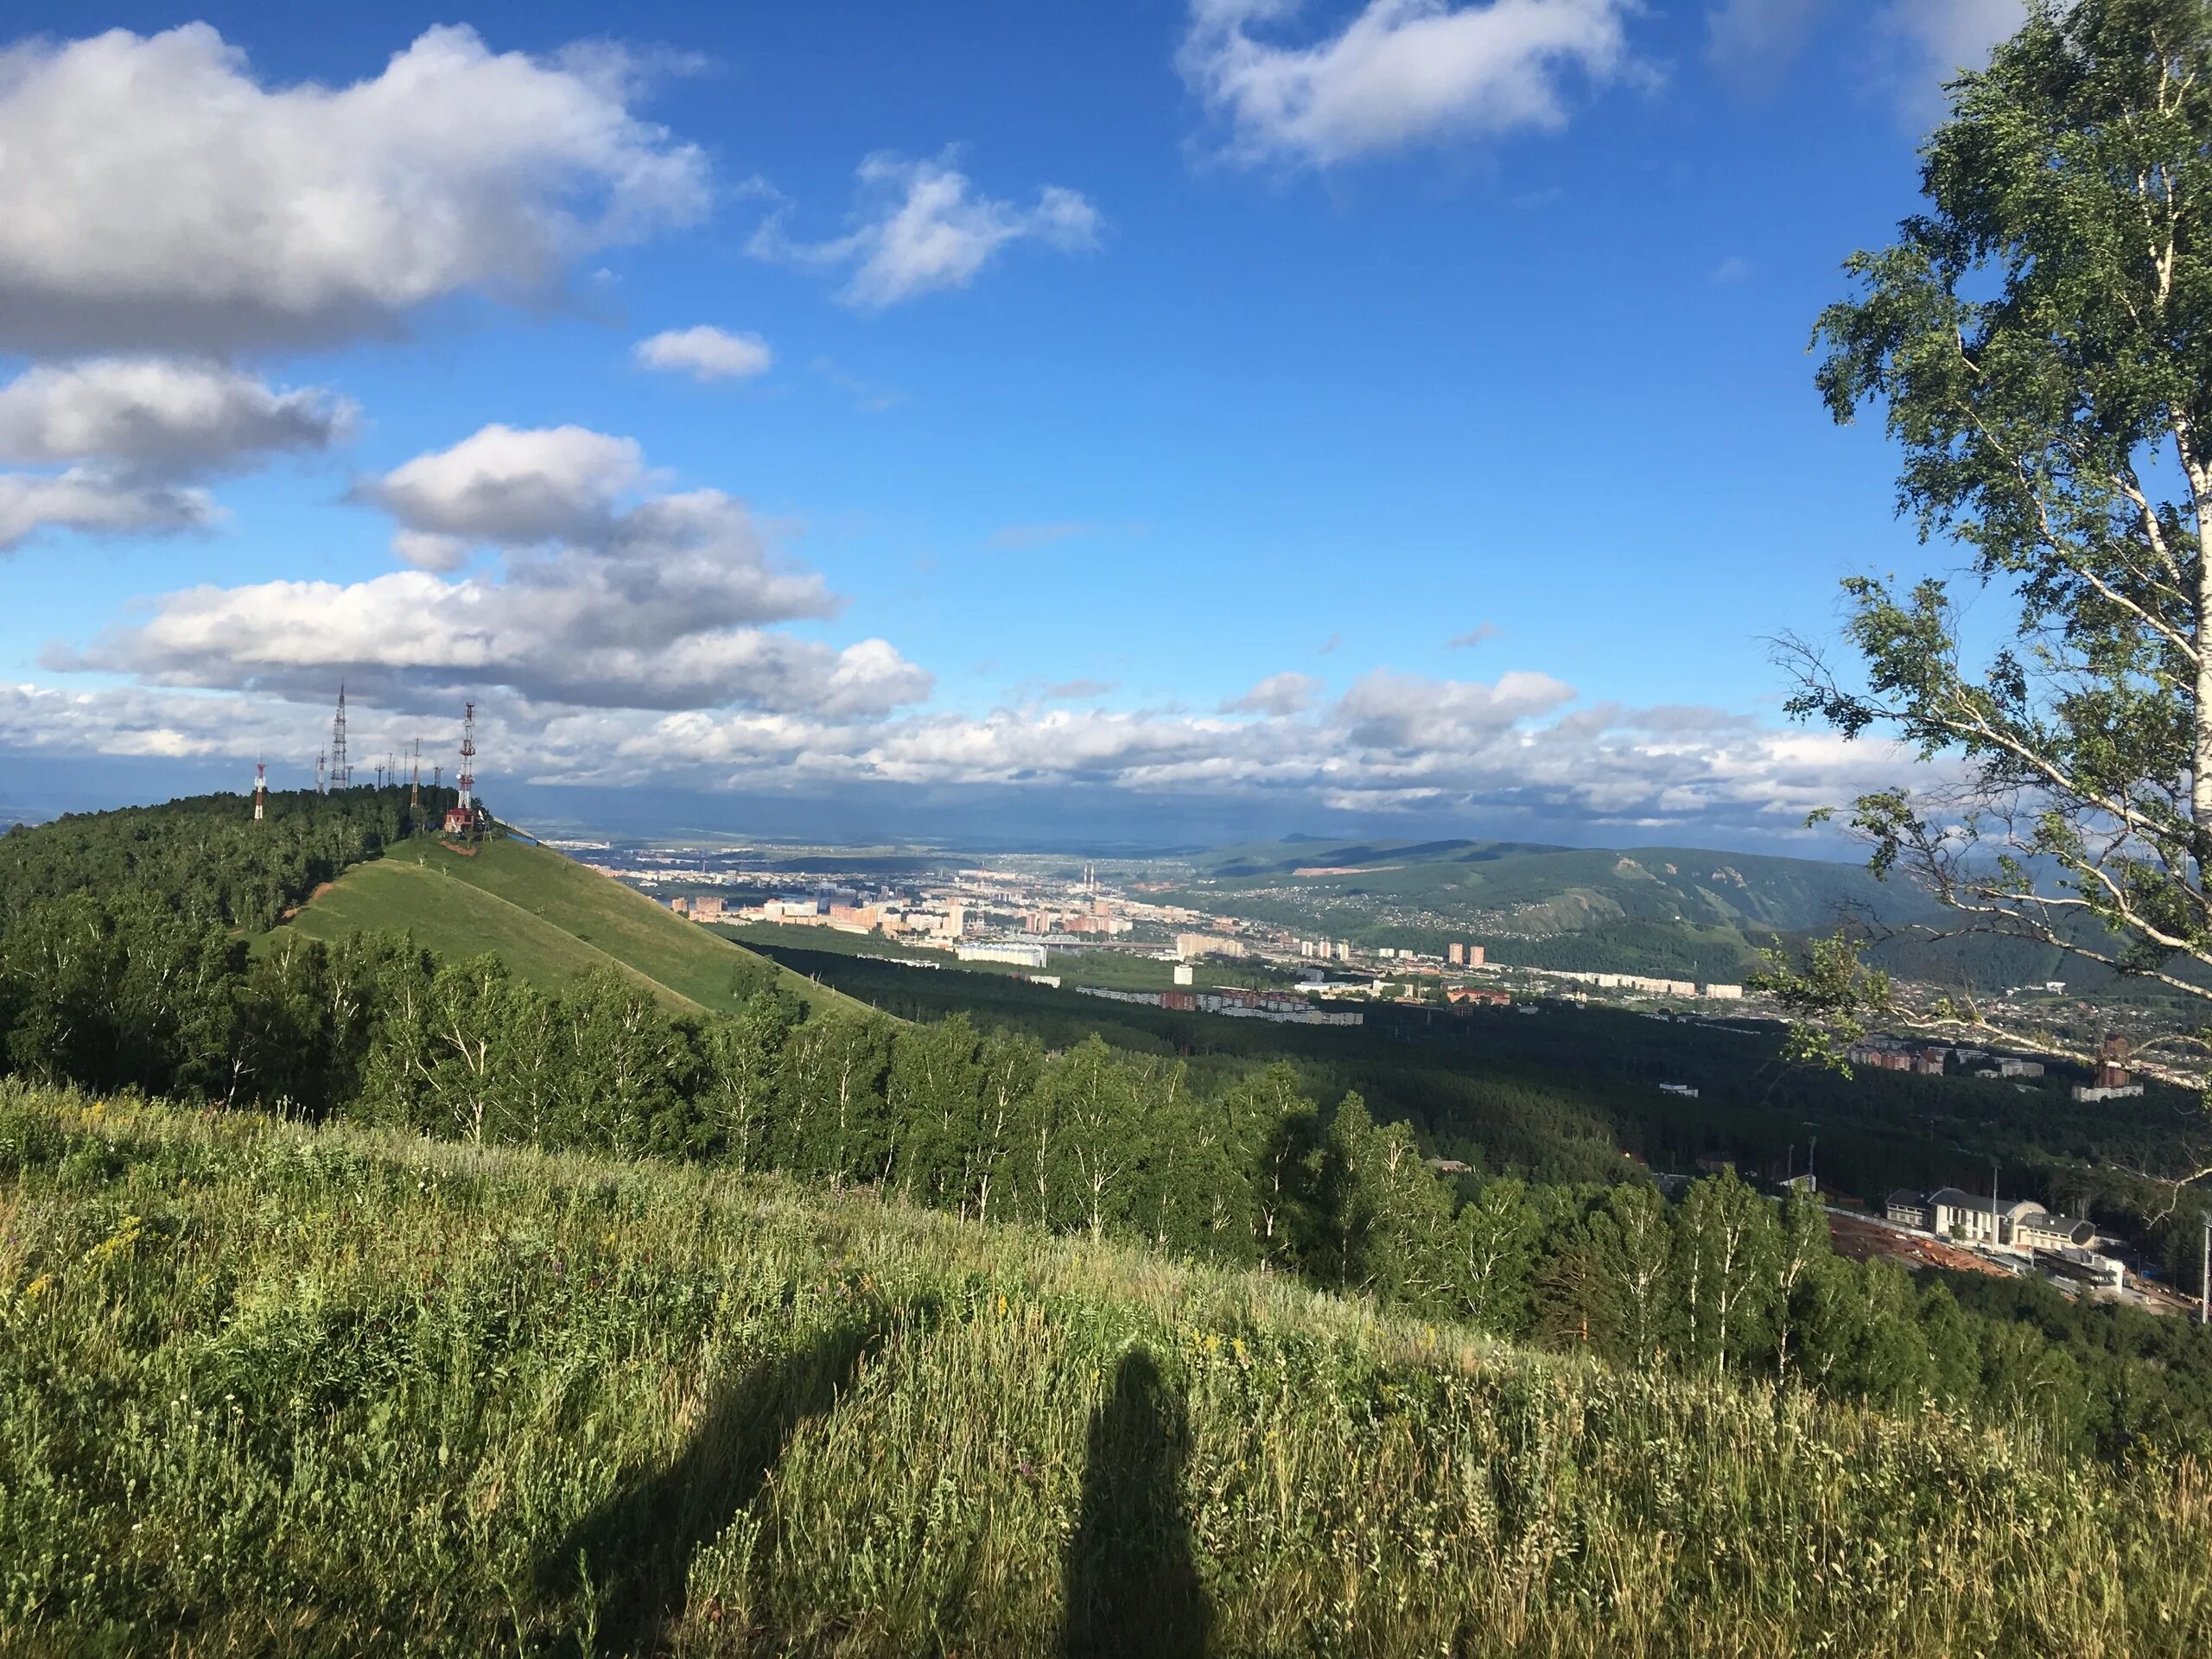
{"left": 457, "top": 702, "right": 477, "bottom": 811}
{"left": 329, "top": 684, "right": 350, "bottom": 791}
{"left": 315, "top": 750, "right": 326, "bottom": 795}
{"left": 253, "top": 759, "right": 265, "bottom": 823}
{"left": 410, "top": 739, "right": 421, "bottom": 811}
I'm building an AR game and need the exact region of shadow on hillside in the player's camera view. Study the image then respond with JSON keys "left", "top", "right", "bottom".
{"left": 1060, "top": 1346, "right": 1211, "bottom": 1658}
{"left": 542, "top": 1315, "right": 887, "bottom": 1656}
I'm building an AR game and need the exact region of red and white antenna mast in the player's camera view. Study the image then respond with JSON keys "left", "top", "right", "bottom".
{"left": 457, "top": 702, "right": 477, "bottom": 812}
{"left": 330, "top": 683, "right": 350, "bottom": 791}
{"left": 253, "top": 758, "right": 266, "bottom": 823}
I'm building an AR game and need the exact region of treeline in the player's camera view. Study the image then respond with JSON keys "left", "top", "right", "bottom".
{"left": 747, "top": 938, "right": 2212, "bottom": 1287}
{"left": 0, "top": 786, "right": 450, "bottom": 934}
{"left": 4, "top": 880, "right": 2212, "bottom": 1464}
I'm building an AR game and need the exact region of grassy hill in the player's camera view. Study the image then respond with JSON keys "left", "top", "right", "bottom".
{"left": 1171, "top": 836, "right": 2073, "bottom": 987}
{"left": 1192, "top": 836, "right": 1924, "bottom": 935}
{"left": 4, "top": 1081, "right": 2207, "bottom": 1656}
{"left": 277, "top": 835, "right": 867, "bottom": 1018}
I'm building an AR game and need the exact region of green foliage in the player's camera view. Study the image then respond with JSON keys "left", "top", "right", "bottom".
{"left": 1795, "top": 0, "right": 2212, "bottom": 1033}
{"left": 0, "top": 785, "right": 444, "bottom": 933}
{"left": 4, "top": 1087, "right": 2212, "bottom": 1656}
{"left": 1750, "top": 929, "right": 1896, "bottom": 1071}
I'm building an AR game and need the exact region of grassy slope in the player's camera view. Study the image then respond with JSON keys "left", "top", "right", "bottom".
{"left": 3, "top": 1084, "right": 2208, "bottom": 1657}
{"left": 277, "top": 836, "right": 868, "bottom": 1018}
{"left": 1185, "top": 836, "right": 1935, "bottom": 940}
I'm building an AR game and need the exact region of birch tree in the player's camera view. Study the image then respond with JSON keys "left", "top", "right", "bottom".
{"left": 1776, "top": 0, "right": 2212, "bottom": 1094}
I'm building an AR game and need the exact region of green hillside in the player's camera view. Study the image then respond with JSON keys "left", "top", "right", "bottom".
{"left": 7, "top": 1083, "right": 2207, "bottom": 1657}
{"left": 1194, "top": 836, "right": 1922, "bottom": 933}
{"left": 1171, "top": 836, "right": 1999, "bottom": 984}
{"left": 278, "top": 835, "right": 865, "bottom": 1017}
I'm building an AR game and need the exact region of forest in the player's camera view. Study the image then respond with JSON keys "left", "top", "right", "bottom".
{"left": 5, "top": 791, "right": 2212, "bottom": 1468}
{"left": 0, "top": 785, "right": 454, "bottom": 934}
{"left": 744, "top": 938, "right": 2212, "bottom": 1286}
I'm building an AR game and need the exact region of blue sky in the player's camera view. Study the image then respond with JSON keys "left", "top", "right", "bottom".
{"left": 0, "top": 0, "right": 2027, "bottom": 849}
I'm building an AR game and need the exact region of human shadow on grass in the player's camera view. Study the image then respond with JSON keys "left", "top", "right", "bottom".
{"left": 1060, "top": 1346, "right": 1211, "bottom": 1659}
{"left": 542, "top": 1313, "right": 891, "bottom": 1656}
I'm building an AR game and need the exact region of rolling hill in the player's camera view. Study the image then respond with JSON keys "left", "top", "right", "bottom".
{"left": 1167, "top": 836, "right": 2088, "bottom": 988}
{"left": 276, "top": 834, "right": 868, "bottom": 1017}
{"left": 1192, "top": 836, "right": 1923, "bottom": 933}
{"left": 8, "top": 1083, "right": 2203, "bottom": 1656}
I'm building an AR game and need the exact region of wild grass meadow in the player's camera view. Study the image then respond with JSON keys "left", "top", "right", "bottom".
{"left": 3, "top": 1079, "right": 2209, "bottom": 1656}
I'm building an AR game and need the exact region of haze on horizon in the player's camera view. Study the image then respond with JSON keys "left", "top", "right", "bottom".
{"left": 0, "top": 1, "right": 2031, "bottom": 859}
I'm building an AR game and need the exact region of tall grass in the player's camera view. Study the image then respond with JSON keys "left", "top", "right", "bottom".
{"left": 2, "top": 1079, "right": 2207, "bottom": 1656}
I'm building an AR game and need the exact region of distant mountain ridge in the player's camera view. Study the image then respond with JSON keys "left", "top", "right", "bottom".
{"left": 1171, "top": 836, "right": 2094, "bottom": 990}
{"left": 1194, "top": 836, "right": 1928, "bottom": 934}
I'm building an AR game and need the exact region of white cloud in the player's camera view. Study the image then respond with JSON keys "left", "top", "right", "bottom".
{"left": 751, "top": 152, "right": 1102, "bottom": 308}
{"left": 1179, "top": 0, "right": 1638, "bottom": 167}
{"left": 0, "top": 359, "right": 353, "bottom": 480}
{"left": 358, "top": 424, "right": 647, "bottom": 548}
{"left": 62, "top": 423, "right": 908, "bottom": 715}
{"left": 1445, "top": 623, "right": 1499, "bottom": 649}
{"left": 63, "top": 557, "right": 905, "bottom": 715}
{"left": 0, "top": 357, "right": 352, "bottom": 550}
{"left": 1221, "top": 671, "right": 1323, "bottom": 715}
{"left": 0, "top": 472, "right": 215, "bottom": 550}
{"left": 0, "top": 23, "right": 709, "bottom": 353}
{"left": 12, "top": 654, "right": 1928, "bottom": 842}
{"left": 634, "top": 326, "right": 774, "bottom": 382}
{"left": 1337, "top": 667, "right": 1575, "bottom": 749}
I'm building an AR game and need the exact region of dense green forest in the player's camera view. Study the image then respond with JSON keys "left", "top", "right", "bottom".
{"left": 0, "top": 785, "right": 452, "bottom": 933}
{"left": 740, "top": 939, "right": 2212, "bottom": 1286}
{"left": 6, "top": 791, "right": 2212, "bottom": 1469}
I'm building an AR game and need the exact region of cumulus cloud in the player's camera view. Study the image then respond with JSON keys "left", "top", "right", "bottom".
{"left": 0, "top": 23, "right": 709, "bottom": 353}
{"left": 61, "top": 422, "right": 918, "bottom": 715}
{"left": 1179, "top": 0, "right": 1638, "bottom": 167}
{"left": 1445, "top": 623, "right": 1499, "bottom": 649}
{"left": 1337, "top": 667, "right": 1575, "bottom": 749}
{"left": 357, "top": 423, "right": 647, "bottom": 550}
{"left": 634, "top": 326, "right": 774, "bottom": 382}
{"left": 0, "top": 473, "right": 215, "bottom": 550}
{"left": 751, "top": 152, "right": 1103, "bottom": 308}
{"left": 63, "top": 560, "right": 912, "bottom": 715}
{"left": 0, "top": 359, "right": 352, "bottom": 480}
{"left": 1222, "top": 671, "right": 1322, "bottom": 715}
{"left": 11, "top": 652, "right": 1930, "bottom": 842}
{"left": 0, "top": 357, "right": 353, "bottom": 550}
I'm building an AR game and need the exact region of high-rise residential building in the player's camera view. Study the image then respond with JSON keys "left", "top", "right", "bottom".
{"left": 1448, "top": 943, "right": 1465, "bottom": 965}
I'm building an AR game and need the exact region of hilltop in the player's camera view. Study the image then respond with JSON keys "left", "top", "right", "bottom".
{"left": 5, "top": 1083, "right": 2207, "bottom": 1657}
{"left": 276, "top": 833, "right": 867, "bottom": 1018}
